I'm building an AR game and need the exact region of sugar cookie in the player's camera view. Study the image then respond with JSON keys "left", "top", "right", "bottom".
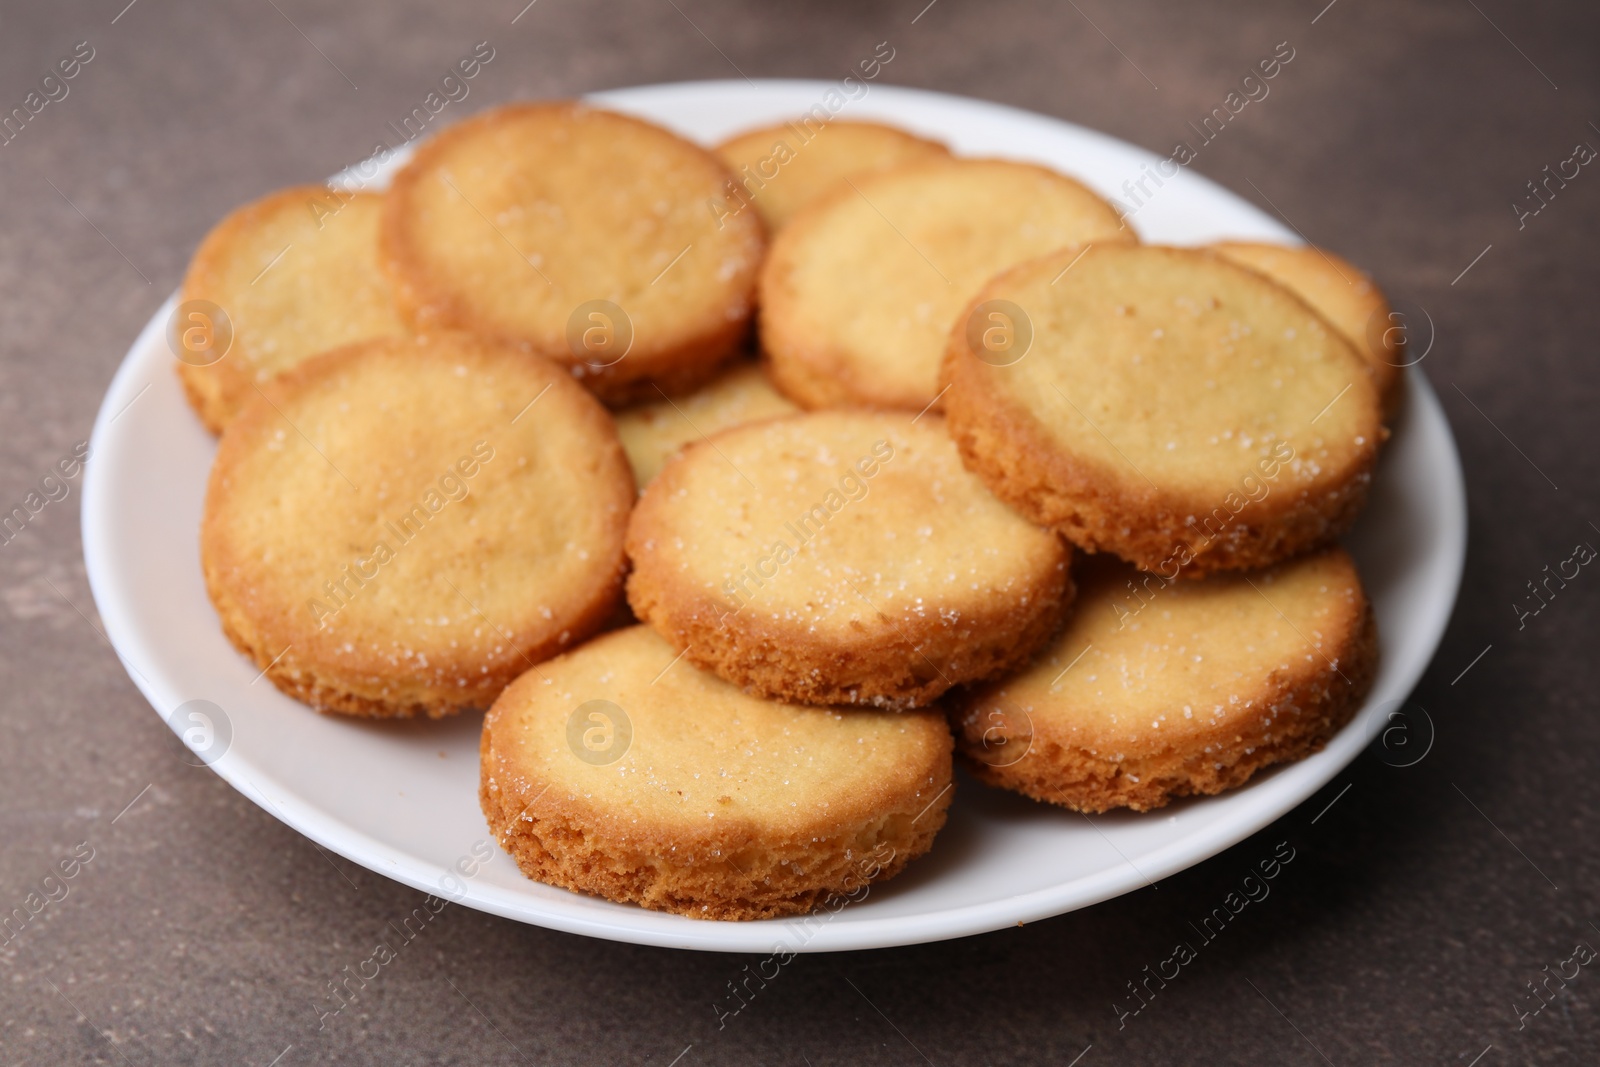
{"left": 201, "top": 333, "right": 634, "bottom": 717}
{"left": 381, "top": 102, "right": 766, "bottom": 405}
{"left": 760, "top": 157, "right": 1132, "bottom": 411}
{"left": 625, "top": 410, "right": 1071, "bottom": 708}
{"left": 481, "top": 625, "right": 953, "bottom": 919}
{"left": 176, "top": 185, "right": 409, "bottom": 433}
{"left": 951, "top": 548, "right": 1377, "bottom": 812}
{"left": 942, "top": 244, "right": 1382, "bottom": 578}
{"left": 714, "top": 119, "right": 950, "bottom": 231}
{"left": 613, "top": 360, "right": 799, "bottom": 488}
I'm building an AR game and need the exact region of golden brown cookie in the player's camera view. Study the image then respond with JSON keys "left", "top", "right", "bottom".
{"left": 176, "top": 185, "right": 409, "bottom": 433}
{"left": 951, "top": 547, "right": 1377, "bottom": 812}
{"left": 480, "top": 625, "right": 953, "bottom": 920}
{"left": 760, "top": 157, "right": 1133, "bottom": 411}
{"left": 942, "top": 244, "right": 1383, "bottom": 578}
{"left": 625, "top": 410, "right": 1071, "bottom": 708}
{"left": 714, "top": 119, "right": 951, "bottom": 231}
{"left": 1211, "top": 241, "right": 1403, "bottom": 416}
{"left": 381, "top": 102, "right": 765, "bottom": 405}
{"left": 201, "top": 333, "right": 634, "bottom": 718}
{"left": 613, "top": 360, "right": 800, "bottom": 488}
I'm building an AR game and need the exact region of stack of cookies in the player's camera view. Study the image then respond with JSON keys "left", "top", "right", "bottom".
{"left": 182, "top": 100, "right": 1391, "bottom": 921}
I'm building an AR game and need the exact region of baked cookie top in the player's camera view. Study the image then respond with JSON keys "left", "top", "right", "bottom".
{"left": 942, "top": 243, "right": 1382, "bottom": 575}
{"left": 381, "top": 102, "right": 766, "bottom": 403}
{"left": 483, "top": 625, "right": 952, "bottom": 857}
{"left": 714, "top": 119, "right": 950, "bottom": 230}
{"left": 624, "top": 409, "right": 1069, "bottom": 706}
{"left": 201, "top": 332, "right": 634, "bottom": 717}
{"left": 1212, "top": 241, "right": 1402, "bottom": 413}
{"left": 177, "top": 185, "right": 409, "bottom": 433}
{"left": 613, "top": 361, "right": 799, "bottom": 489}
{"left": 952, "top": 547, "right": 1376, "bottom": 811}
{"left": 760, "top": 157, "right": 1132, "bottom": 411}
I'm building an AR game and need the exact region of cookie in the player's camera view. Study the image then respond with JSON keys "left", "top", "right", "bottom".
{"left": 380, "top": 102, "right": 766, "bottom": 406}
{"left": 951, "top": 547, "right": 1377, "bottom": 812}
{"left": 714, "top": 119, "right": 950, "bottom": 231}
{"left": 942, "top": 244, "right": 1383, "bottom": 578}
{"left": 613, "top": 360, "right": 800, "bottom": 488}
{"left": 201, "top": 333, "right": 634, "bottom": 718}
{"left": 480, "top": 625, "right": 954, "bottom": 920}
{"left": 760, "top": 157, "right": 1132, "bottom": 411}
{"left": 625, "top": 409, "right": 1071, "bottom": 708}
{"left": 1211, "top": 241, "right": 1403, "bottom": 416}
{"left": 176, "top": 185, "right": 409, "bottom": 433}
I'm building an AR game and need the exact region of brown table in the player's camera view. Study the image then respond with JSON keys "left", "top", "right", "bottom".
{"left": 3, "top": 1, "right": 1596, "bottom": 1063}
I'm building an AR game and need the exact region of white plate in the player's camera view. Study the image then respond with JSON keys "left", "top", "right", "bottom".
{"left": 83, "top": 80, "right": 1467, "bottom": 953}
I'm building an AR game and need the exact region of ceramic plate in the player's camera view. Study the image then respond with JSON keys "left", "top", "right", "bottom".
{"left": 82, "top": 80, "right": 1466, "bottom": 952}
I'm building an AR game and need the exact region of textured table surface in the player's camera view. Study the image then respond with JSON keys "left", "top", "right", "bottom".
{"left": 2, "top": 1, "right": 1597, "bottom": 1063}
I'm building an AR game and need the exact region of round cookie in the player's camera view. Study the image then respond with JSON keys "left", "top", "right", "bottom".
{"left": 480, "top": 625, "right": 954, "bottom": 920}
{"left": 614, "top": 360, "right": 800, "bottom": 488}
{"left": 942, "top": 244, "right": 1383, "bottom": 578}
{"left": 381, "top": 102, "right": 766, "bottom": 406}
{"left": 201, "top": 333, "right": 635, "bottom": 718}
{"left": 951, "top": 547, "right": 1377, "bottom": 812}
{"left": 625, "top": 410, "right": 1072, "bottom": 708}
{"left": 1211, "top": 241, "right": 1403, "bottom": 416}
{"left": 714, "top": 119, "right": 951, "bottom": 231}
{"left": 760, "top": 157, "right": 1133, "bottom": 412}
{"left": 176, "top": 185, "right": 409, "bottom": 433}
